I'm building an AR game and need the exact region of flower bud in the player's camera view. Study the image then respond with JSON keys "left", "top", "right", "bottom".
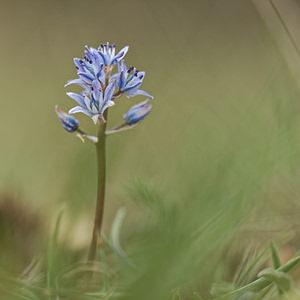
{"left": 55, "top": 105, "right": 80, "bottom": 133}
{"left": 123, "top": 100, "right": 152, "bottom": 125}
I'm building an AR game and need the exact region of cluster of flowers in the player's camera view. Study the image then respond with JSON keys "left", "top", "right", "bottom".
{"left": 56, "top": 43, "right": 153, "bottom": 135}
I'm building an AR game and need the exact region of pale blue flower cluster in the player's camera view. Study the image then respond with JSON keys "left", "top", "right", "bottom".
{"left": 63, "top": 42, "right": 153, "bottom": 125}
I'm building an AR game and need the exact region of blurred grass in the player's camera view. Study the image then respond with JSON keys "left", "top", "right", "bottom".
{"left": 1, "top": 0, "right": 300, "bottom": 299}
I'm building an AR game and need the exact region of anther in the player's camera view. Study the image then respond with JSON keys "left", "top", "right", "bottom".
{"left": 127, "top": 66, "right": 134, "bottom": 73}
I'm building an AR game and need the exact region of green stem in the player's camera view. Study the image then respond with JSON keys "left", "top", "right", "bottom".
{"left": 223, "top": 256, "right": 300, "bottom": 298}
{"left": 88, "top": 114, "right": 107, "bottom": 262}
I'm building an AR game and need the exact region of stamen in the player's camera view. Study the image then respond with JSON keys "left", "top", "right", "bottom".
{"left": 127, "top": 66, "right": 134, "bottom": 74}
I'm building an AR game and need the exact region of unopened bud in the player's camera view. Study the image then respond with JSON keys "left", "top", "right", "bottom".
{"left": 55, "top": 105, "right": 79, "bottom": 133}
{"left": 123, "top": 100, "right": 152, "bottom": 125}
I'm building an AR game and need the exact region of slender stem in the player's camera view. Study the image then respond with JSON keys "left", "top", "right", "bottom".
{"left": 88, "top": 113, "right": 108, "bottom": 262}
{"left": 223, "top": 256, "right": 300, "bottom": 298}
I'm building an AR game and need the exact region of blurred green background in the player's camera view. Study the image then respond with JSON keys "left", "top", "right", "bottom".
{"left": 1, "top": 0, "right": 300, "bottom": 298}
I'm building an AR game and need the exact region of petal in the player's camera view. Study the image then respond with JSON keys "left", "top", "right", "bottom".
{"left": 117, "top": 71, "right": 126, "bottom": 90}
{"left": 66, "top": 92, "right": 87, "bottom": 108}
{"left": 84, "top": 46, "right": 94, "bottom": 61}
{"left": 95, "top": 62, "right": 104, "bottom": 78}
{"left": 131, "top": 89, "right": 154, "bottom": 99}
{"left": 111, "top": 46, "right": 129, "bottom": 64}
{"left": 121, "top": 60, "right": 127, "bottom": 73}
{"left": 92, "top": 80, "right": 101, "bottom": 100}
{"left": 104, "top": 81, "right": 115, "bottom": 102}
{"left": 90, "top": 102, "right": 99, "bottom": 114}
{"left": 98, "top": 51, "right": 109, "bottom": 65}
{"left": 109, "top": 73, "right": 118, "bottom": 82}
{"left": 100, "top": 100, "right": 115, "bottom": 115}
{"left": 73, "top": 58, "right": 85, "bottom": 72}
{"left": 78, "top": 72, "right": 95, "bottom": 84}
{"left": 64, "top": 78, "right": 87, "bottom": 88}
{"left": 83, "top": 94, "right": 91, "bottom": 109}
{"left": 127, "top": 71, "right": 145, "bottom": 87}
{"left": 91, "top": 114, "right": 100, "bottom": 124}
{"left": 125, "top": 82, "right": 142, "bottom": 93}
{"left": 69, "top": 106, "right": 92, "bottom": 116}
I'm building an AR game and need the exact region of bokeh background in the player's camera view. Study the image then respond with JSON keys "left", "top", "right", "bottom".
{"left": 1, "top": 0, "right": 300, "bottom": 299}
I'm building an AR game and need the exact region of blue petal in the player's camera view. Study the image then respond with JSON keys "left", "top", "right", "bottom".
{"left": 95, "top": 62, "right": 104, "bottom": 78}
{"left": 121, "top": 60, "right": 127, "bottom": 73}
{"left": 125, "top": 82, "right": 142, "bottom": 93}
{"left": 92, "top": 80, "right": 102, "bottom": 101}
{"left": 64, "top": 79, "right": 87, "bottom": 89}
{"left": 78, "top": 72, "right": 95, "bottom": 84}
{"left": 131, "top": 89, "right": 154, "bottom": 99}
{"left": 98, "top": 51, "right": 109, "bottom": 65}
{"left": 84, "top": 46, "right": 94, "bottom": 61}
{"left": 69, "top": 106, "right": 92, "bottom": 116}
{"left": 111, "top": 46, "right": 129, "bottom": 64}
{"left": 66, "top": 92, "right": 87, "bottom": 108}
{"left": 104, "top": 81, "right": 115, "bottom": 102}
{"left": 73, "top": 58, "right": 85, "bottom": 72}
{"left": 117, "top": 71, "right": 126, "bottom": 90}
{"left": 109, "top": 74, "right": 118, "bottom": 82}
{"left": 127, "top": 71, "right": 145, "bottom": 87}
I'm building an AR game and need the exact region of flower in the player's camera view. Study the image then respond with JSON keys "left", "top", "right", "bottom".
{"left": 67, "top": 80, "right": 116, "bottom": 124}
{"left": 123, "top": 99, "right": 152, "bottom": 125}
{"left": 64, "top": 43, "right": 128, "bottom": 89}
{"left": 98, "top": 42, "right": 129, "bottom": 67}
{"left": 55, "top": 105, "right": 79, "bottom": 133}
{"left": 115, "top": 60, "right": 153, "bottom": 99}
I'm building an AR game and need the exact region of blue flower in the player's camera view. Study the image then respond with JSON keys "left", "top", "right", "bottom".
{"left": 65, "top": 43, "right": 128, "bottom": 89}
{"left": 123, "top": 100, "right": 152, "bottom": 125}
{"left": 55, "top": 106, "right": 79, "bottom": 133}
{"left": 67, "top": 80, "right": 116, "bottom": 124}
{"left": 98, "top": 42, "right": 129, "bottom": 66}
{"left": 115, "top": 60, "right": 153, "bottom": 99}
{"left": 65, "top": 49, "right": 105, "bottom": 89}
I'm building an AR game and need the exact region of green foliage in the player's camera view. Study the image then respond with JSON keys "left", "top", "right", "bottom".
{"left": 2, "top": 1, "right": 300, "bottom": 299}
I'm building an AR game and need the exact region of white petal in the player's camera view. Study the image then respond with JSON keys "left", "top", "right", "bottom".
{"left": 69, "top": 106, "right": 92, "bottom": 116}
{"left": 91, "top": 114, "right": 100, "bottom": 124}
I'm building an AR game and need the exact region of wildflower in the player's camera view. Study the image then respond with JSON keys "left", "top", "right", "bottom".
{"left": 115, "top": 60, "right": 153, "bottom": 99}
{"left": 67, "top": 80, "right": 116, "bottom": 124}
{"left": 65, "top": 53, "right": 105, "bottom": 89}
{"left": 98, "top": 42, "right": 129, "bottom": 67}
{"left": 123, "top": 100, "right": 152, "bottom": 125}
{"left": 65, "top": 43, "right": 128, "bottom": 90}
{"left": 55, "top": 105, "right": 79, "bottom": 133}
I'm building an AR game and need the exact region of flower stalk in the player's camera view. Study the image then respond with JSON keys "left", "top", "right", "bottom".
{"left": 88, "top": 114, "right": 107, "bottom": 261}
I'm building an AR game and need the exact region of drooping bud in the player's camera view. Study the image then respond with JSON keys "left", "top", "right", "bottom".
{"left": 55, "top": 105, "right": 80, "bottom": 133}
{"left": 123, "top": 100, "right": 152, "bottom": 126}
